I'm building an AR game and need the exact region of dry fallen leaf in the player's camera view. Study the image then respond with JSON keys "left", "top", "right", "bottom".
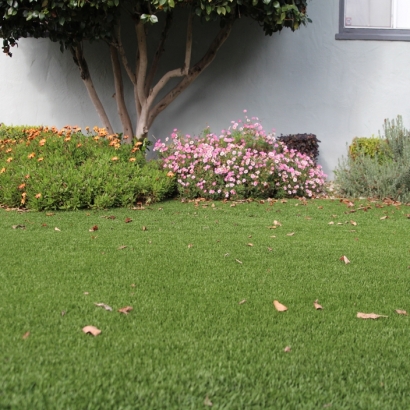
{"left": 94, "top": 303, "right": 113, "bottom": 311}
{"left": 380, "top": 216, "right": 388, "bottom": 220}
{"left": 395, "top": 309, "right": 408, "bottom": 315}
{"left": 12, "top": 224, "right": 25, "bottom": 229}
{"left": 118, "top": 306, "right": 133, "bottom": 314}
{"left": 273, "top": 220, "right": 282, "bottom": 226}
{"left": 247, "top": 243, "right": 254, "bottom": 247}
{"left": 273, "top": 300, "right": 288, "bottom": 312}
{"left": 328, "top": 221, "right": 334, "bottom": 225}
{"left": 118, "top": 245, "right": 127, "bottom": 250}
{"left": 267, "top": 247, "right": 273, "bottom": 251}
{"left": 188, "top": 243, "right": 194, "bottom": 248}
{"left": 142, "top": 226, "right": 147, "bottom": 231}
{"left": 61, "top": 310, "right": 66, "bottom": 316}
{"left": 230, "top": 203, "right": 236, "bottom": 208}
{"left": 340, "top": 255, "right": 350, "bottom": 264}
{"left": 22, "top": 331, "right": 30, "bottom": 339}
{"left": 107, "top": 215, "right": 116, "bottom": 220}
{"left": 235, "top": 259, "right": 243, "bottom": 264}
{"left": 284, "top": 346, "right": 291, "bottom": 352}
{"left": 84, "top": 292, "right": 89, "bottom": 295}
{"left": 54, "top": 227, "right": 61, "bottom": 232}
{"left": 125, "top": 217, "right": 133, "bottom": 223}
{"left": 82, "top": 325, "right": 101, "bottom": 336}
{"left": 286, "top": 232, "right": 295, "bottom": 236}
{"left": 89, "top": 225, "right": 98, "bottom": 232}
{"left": 239, "top": 299, "right": 247, "bottom": 305}
{"left": 350, "top": 220, "right": 357, "bottom": 226}
{"left": 204, "top": 396, "right": 213, "bottom": 407}
{"left": 313, "top": 300, "right": 323, "bottom": 310}
{"left": 357, "top": 312, "right": 388, "bottom": 319}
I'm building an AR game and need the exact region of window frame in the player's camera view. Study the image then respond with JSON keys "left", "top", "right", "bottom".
{"left": 335, "top": 0, "right": 410, "bottom": 41}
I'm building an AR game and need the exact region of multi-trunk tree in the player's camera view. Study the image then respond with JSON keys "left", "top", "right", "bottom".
{"left": 1, "top": 0, "right": 311, "bottom": 140}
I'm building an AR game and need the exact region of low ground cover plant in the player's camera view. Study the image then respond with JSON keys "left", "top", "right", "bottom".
{"left": 154, "top": 114, "right": 327, "bottom": 200}
{"left": 0, "top": 125, "right": 176, "bottom": 210}
{"left": 335, "top": 116, "right": 410, "bottom": 201}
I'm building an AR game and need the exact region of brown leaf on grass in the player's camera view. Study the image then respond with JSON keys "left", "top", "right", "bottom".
{"left": 82, "top": 325, "right": 101, "bottom": 336}
{"left": 340, "top": 255, "right": 350, "bottom": 264}
{"left": 406, "top": 214, "right": 410, "bottom": 219}
{"left": 46, "top": 212, "right": 54, "bottom": 216}
{"left": 89, "top": 225, "right": 98, "bottom": 232}
{"left": 281, "top": 200, "right": 287, "bottom": 204}
{"left": 235, "top": 259, "right": 243, "bottom": 264}
{"left": 286, "top": 232, "right": 295, "bottom": 236}
{"left": 118, "top": 245, "right": 127, "bottom": 250}
{"left": 12, "top": 224, "right": 25, "bottom": 229}
{"left": 273, "top": 220, "right": 282, "bottom": 226}
{"left": 41, "top": 223, "right": 47, "bottom": 227}
{"left": 230, "top": 203, "right": 236, "bottom": 208}
{"left": 204, "top": 396, "right": 213, "bottom": 407}
{"left": 130, "top": 283, "right": 136, "bottom": 288}
{"left": 380, "top": 216, "right": 389, "bottom": 220}
{"left": 284, "top": 346, "right": 291, "bottom": 352}
{"left": 94, "top": 303, "right": 113, "bottom": 311}
{"left": 125, "top": 217, "right": 133, "bottom": 223}
{"left": 239, "top": 299, "right": 247, "bottom": 305}
{"left": 54, "top": 227, "right": 61, "bottom": 232}
{"left": 357, "top": 312, "right": 388, "bottom": 319}
{"left": 395, "top": 309, "right": 408, "bottom": 315}
{"left": 273, "top": 300, "right": 288, "bottom": 312}
{"left": 350, "top": 220, "right": 357, "bottom": 226}
{"left": 22, "top": 331, "right": 30, "bottom": 339}
{"left": 118, "top": 306, "right": 133, "bottom": 314}
{"left": 142, "top": 226, "right": 147, "bottom": 231}
{"left": 84, "top": 292, "right": 89, "bottom": 295}
{"left": 314, "top": 300, "right": 323, "bottom": 310}
{"left": 328, "top": 221, "right": 334, "bottom": 225}
{"left": 61, "top": 310, "right": 66, "bottom": 316}
{"left": 107, "top": 215, "right": 116, "bottom": 220}
{"left": 188, "top": 244, "right": 194, "bottom": 248}
{"left": 317, "top": 206, "right": 323, "bottom": 209}
{"left": 247, "top": 243, "right": 254, "bottom": 247}
{"left": 267, "top": 247, "right": 273, "bottom": 251}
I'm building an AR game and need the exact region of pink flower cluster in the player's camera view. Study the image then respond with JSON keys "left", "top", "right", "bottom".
{"left": 154, "top": 115, "right": 327, "bottom": 200}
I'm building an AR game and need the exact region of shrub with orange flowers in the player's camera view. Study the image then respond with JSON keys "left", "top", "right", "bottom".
{"left": 0, "top": 124, "right": 176, "bottom": 210}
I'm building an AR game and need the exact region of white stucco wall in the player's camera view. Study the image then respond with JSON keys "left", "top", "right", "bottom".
{"left": 1, "top": 0, "right": 410, "bottom": 177}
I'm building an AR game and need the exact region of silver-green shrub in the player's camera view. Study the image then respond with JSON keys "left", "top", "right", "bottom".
{"left": 334, "top": 116, "right": 410, "bottom": 201}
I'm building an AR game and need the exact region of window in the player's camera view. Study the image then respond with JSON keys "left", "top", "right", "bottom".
{"left": 336, "top": 0, "right": 410, "bottom": 41}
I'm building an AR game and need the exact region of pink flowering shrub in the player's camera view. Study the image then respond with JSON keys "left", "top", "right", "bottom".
{"left": 154, "top": 114, "right": 327, "bottom": 200}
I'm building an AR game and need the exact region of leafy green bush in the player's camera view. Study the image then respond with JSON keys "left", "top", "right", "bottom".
{"left": 0, "top": 125, "right": 176, "bottom": 210}
{"left": 335, "top": 116, "right": 410, "bottom": 201}
{"left": 348, "top": 136, "right": 392, "bottom": 164}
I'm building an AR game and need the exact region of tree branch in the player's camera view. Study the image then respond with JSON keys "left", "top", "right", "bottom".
{"left": 113, "top": 24, "right": 137, "bottom": 85}
{"left": 70, "top": 43, "right": 114, "bottom": 135}
{"left": 135, "top": 20, "right": 148, "bottom": 105}
{"left": 110, "top": 45, "right": 134, "bottom": 140}
{"left": 145, "top": 10, "right": 193, "bottom": 110}
{"left": 183, "top": 9, "right": 193, "bottom": 75}
{"left": 144, "top": 11, "right": 173, "bottom": 96}
{"left": 147, "top": 19, "right": 234, "bottom": 129}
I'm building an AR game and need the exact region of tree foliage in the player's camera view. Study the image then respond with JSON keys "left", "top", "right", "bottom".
{"left": 0, "top": 0, "right": 311, "bottom": 138}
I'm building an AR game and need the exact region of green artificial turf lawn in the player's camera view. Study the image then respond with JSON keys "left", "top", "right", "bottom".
{"left": 1, "top": 198, "right": 410, "bottom": 409}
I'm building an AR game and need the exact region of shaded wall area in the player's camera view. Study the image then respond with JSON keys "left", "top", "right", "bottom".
{"left": 1, "top": 0, "right": 410, "bottom": 177}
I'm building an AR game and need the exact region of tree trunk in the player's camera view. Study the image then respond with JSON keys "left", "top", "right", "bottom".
{"left": 70, "top": 44, "right": 114, "bottom": 135}
{"left": 110, "top": 45, "right": 134, "bottom": 142}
